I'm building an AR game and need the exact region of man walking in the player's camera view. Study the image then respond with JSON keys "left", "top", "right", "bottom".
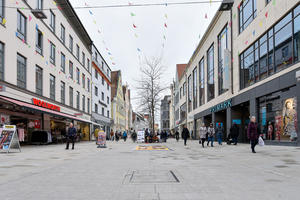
{"left": 66, "top": 123, "right": 77, "bottom": 150}
{"left": 199, "top": 123, "right": 207, "bottom": 148}
{"left": 207, "top": 123, "right": 215, "bottom": 147}
{"left": 216, "top": 123, "right": 224, "bottom": 145}
{"left": 182, "top": 125, "right": 190, "bottom": 146}
{"left": 230, "top": 122, "right": 240, "bottom": 145}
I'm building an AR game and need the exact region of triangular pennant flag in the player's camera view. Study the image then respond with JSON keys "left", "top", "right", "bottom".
{"left": 112, "top": 62, "right": 116, "bottom": 65}
{"left": 205, "top": 13, "right": 208, "bottom": 19}
{"left": 265, "top": 12, "right": 268, "bottom": 18}
{"left": 130, "top": 12, "right": 135, "bottom": 17}
{"left": 137, "top": 48, "right": 141, "bottom": 52}
{"left": 133, "top": 24, "right": 137, "bottom": 28}
{"left": 163, "top": 35, "right": 166, "bottom": 40}
{"left": 165, "top": 14, "right": 168, "bottom": 19}
{"left": 2, "top": 18, "right": 6, "bottom": 25}
{"left": 164, "top": 23, "right": 167, "bottom": 28}
{"left": 29, "top": 15, "right": 32, "bottom": 22}
{"left": 89, "top": 10, "right": 93, "bottom": 15}
{"left": 134, "top": 33, "right": 138, "bottom": 38}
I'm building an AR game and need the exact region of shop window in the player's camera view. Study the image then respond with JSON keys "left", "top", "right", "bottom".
{"left": 240, "top": 45, "right": 254, "bottom": 89}
{"left": 207, "top": 45, "right": 214, "bottom": 101}
{"left": 50, "top": 42, "right": 55, "bottom": 65}
{"left": 218, "top": 27, "right": 228, "bottom": 95}
{"left": 60, "top": 53, "right": 65, "bottom": 73}
{"left": 69, "top": 61, "right": 73, "bottom": 79}
{"left": 17, "top": 53, "right": 26, "bottom": 89}
{"left": 49, "top": 74, "right": 55, "bottom": 100}
{"left": 239, "top": 0, "right": 257, "bottom": 33}
{"left": 60, "top": 24, "right": 65, "bottom": 44}
{"left": 87, "top": 98, "right": 90, "bottom": 113}
{"left": 69, "top": 86, "right": 73, "bottom": 107}
{"left": 17, "top": 10, "right": 27, "bottom": 41}
{"left": 76, "top": 91, "right": 80, "bottom": 110}
{"left": 199, "top": 58, "right": 205, "bottom": 106}
{"left": 192, "top": 67, "right": 197, "bottom": 110}
{"left": 82, "top": 95, "right": 85, "bottom": 112}
{"left": 69, "top": 35, "right": 73, "bottom": 53}
{"left": 61, "top": 81, "right": 65, "bottom": 104}
{"left": 35, "top": 65, "right": 43, "bottom": 95}
{"left": 268, "top": 29, "right": 274, "bottom": 75}
{"left": 50, "top": 10, "right": 55, "bottom": 32}
{"left": 36, "top": 29, "right": 43, "bottom": 55}
{"left": 0, "top": 42, "right": 4, "bottom": 80}
{"left": 294, "top": 11, "right": 300, "bottom": 62}
{"left": 187, "top": 75, "right": 192, "bottom": 112}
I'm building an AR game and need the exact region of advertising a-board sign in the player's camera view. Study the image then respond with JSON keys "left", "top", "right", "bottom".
{"left": 137, "top": 131, "right": 145, "bottom": 143}
{"left": 0, "top": 125, "right": 21, "bottom": 153}
{"left": 97, "top": 130, "right": 106, "bottom": 148}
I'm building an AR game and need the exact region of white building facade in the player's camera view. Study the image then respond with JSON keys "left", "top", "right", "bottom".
{"left": 91, "top": 45, "right": 112, "bottom": 135}
{"left": 0, "top": 0, "right": 93, "bottom": 142}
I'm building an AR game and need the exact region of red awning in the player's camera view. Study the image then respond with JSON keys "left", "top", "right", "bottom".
{"left": 0, "top": 95, "right": 91, "bottom": 123}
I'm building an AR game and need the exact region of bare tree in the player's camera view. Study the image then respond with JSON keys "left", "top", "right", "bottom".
{"left": 135, "top": 57, "right": 167, "bottom": 133}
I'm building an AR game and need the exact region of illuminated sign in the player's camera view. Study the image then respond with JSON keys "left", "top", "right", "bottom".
{"left": 32, "top": 98, "right": 61, "bottom": 112}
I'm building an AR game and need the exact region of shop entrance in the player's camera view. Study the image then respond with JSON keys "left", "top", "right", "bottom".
{"left": 203, "top": 114, "right": 212, "bottom": 127}
{"left": 231, "top": 102, "right": 250, "bottom": 143}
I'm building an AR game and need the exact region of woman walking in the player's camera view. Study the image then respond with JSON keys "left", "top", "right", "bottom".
{"left": 247, "top": 116, "right": 259, "bottom": 153}
{"left": 199, "top": 123, "right": 207, "bottom": 148}
{"left": 207, "top": 123, "right": 215, "bottom": 147}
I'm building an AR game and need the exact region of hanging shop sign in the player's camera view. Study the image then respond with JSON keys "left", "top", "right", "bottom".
{"left": 32, "top": 98, "right": 61, "bottom": 112}
{"left": 0, "top": 125, "right": 21, "bottom": 153}
{"left": 210, "top": 99, "right": 232, "bottom": 113}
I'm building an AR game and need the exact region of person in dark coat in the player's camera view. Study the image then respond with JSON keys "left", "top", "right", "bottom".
{"left": 230, "top": 122, "right": 240, "bottom": 145}
{"left": 66, "top": 123, "right": 77, "bottom": 150}
{"left": 247, "top": 116, "right": 259, "bottom": 153}
{"left": 181, "top": 125, "right": 190, "bottom": 146}
{"left": 175, "top": 130, "right": 179, "bottom": 142}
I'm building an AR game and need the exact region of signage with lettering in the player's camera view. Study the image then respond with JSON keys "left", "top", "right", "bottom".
{"left": 210, "top": 99, "right": 232, "bottom": 113}
{"left": 32, "top": 98, "right": 61, "bottom": 112}
{"left": 0, "top": 125, "right": 21, "bottom": 153}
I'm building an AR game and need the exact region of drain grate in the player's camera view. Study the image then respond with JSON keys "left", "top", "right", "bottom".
{"left": 125, "top": 170, "right": 179, "bottom": 184}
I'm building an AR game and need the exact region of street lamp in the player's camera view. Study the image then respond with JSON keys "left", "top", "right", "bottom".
{"left": 218, "top": 0, "right": 234, "bottom": 11}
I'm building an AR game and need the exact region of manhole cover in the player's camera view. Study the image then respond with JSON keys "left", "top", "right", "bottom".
{"left": 126, "top": 170, "right": 179, "bottom": 184}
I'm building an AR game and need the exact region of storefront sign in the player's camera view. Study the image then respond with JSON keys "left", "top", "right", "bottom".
{"left": 32, "top": 98, "right": 61, "bottom": 112}
{"left": 210, "top": 99, "right": 232, "bottom": 113}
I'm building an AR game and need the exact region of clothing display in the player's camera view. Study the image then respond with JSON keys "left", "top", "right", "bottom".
{"left": 18, "top": 128, "right": 25, "bottom": 142}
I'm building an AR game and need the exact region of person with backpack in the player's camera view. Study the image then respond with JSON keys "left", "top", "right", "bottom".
{"left": 175, "top": 130, "right": 179, "bottom": 142}
{"left": 207, "top": 123, "right": 215, "bottom": 147}
{"left": 230, "top": 122, "right": 240, "bottom": 145}
{"left": 123, "top": 130, "right": 127, "bottom": 142}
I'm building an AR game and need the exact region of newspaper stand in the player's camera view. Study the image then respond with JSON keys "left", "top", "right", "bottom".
{"left": 0, "top": 125, "right": 21, "bottom": 153}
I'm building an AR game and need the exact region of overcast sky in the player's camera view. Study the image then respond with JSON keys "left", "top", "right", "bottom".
{"left": 69, "top": 0, "right": 221, "bottom": 111}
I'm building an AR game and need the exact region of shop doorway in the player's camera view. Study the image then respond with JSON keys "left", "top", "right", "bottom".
{"left": 231, "top": 102, "right": 250, "bottom": 143}
{"left": 203, "top": 114, "right": 212, "bottom": 127}
{"left": 215, "top": 110, "right": 227, "bottom": 139}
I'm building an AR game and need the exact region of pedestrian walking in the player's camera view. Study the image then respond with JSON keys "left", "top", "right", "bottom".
{"left": 110, "top": 130, "right": 114, "bottom": 141}
{"left": 216, "top": 123, "right": 224, "bottom": 145}
{"left": 207, "top": 123, "right": 215, "bottom": 147}
{"left": 247, "top": 116, "right": 259, "bottom": 153}
{"left": 131, "top": 130, "right": 137, "bottom": 142}
{"left": 115, "top": 131, "right": 119, "bottom": 142}
{"left": 199, "top": 123, "right": 207, "bottom": 148}
{"left": 66, "top": 123, "right": 77, "bottom": 150}
{"left": 230, "top": 122, "right": 240, "bottom": 145}
{"left": 182, "top": 125, "right": 190, "bottom": 146}
{"left": 123, "top": 131, "right": 127, "bottom": 142}
{"left": 175, "top": 130, "right": 179, "bottom": 142}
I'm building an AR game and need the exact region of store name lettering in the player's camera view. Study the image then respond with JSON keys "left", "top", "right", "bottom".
{"left": 32, "top": 98, "right": 61, "bottom": 112}
{"left": 210, "top": 99, "right": 232, "bottom": 113}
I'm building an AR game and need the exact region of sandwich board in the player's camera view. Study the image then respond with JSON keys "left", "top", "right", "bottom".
{"left": 0, "top": 125, "right": 21, "bottom": 153}
{"left": 97, "top": 130, "right": 107, "bottom": 148}
{"left": 137, "top": 131, "right": 145, "bottom": 143}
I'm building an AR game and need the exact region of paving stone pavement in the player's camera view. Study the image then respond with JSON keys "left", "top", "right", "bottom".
{"left": 0, "top": 139, "right": 299, "bottom": 200}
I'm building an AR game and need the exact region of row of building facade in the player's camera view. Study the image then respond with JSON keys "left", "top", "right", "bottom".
{"left": 0, "top": 0, "right": 133, "bottom": 143}
{"left": 168, "top": 0, "right": 300, "bottom": 146}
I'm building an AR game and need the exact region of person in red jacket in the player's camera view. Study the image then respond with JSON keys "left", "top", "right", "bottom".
{"left": 247, "top": 116, "right": 259, "bottom": 153}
